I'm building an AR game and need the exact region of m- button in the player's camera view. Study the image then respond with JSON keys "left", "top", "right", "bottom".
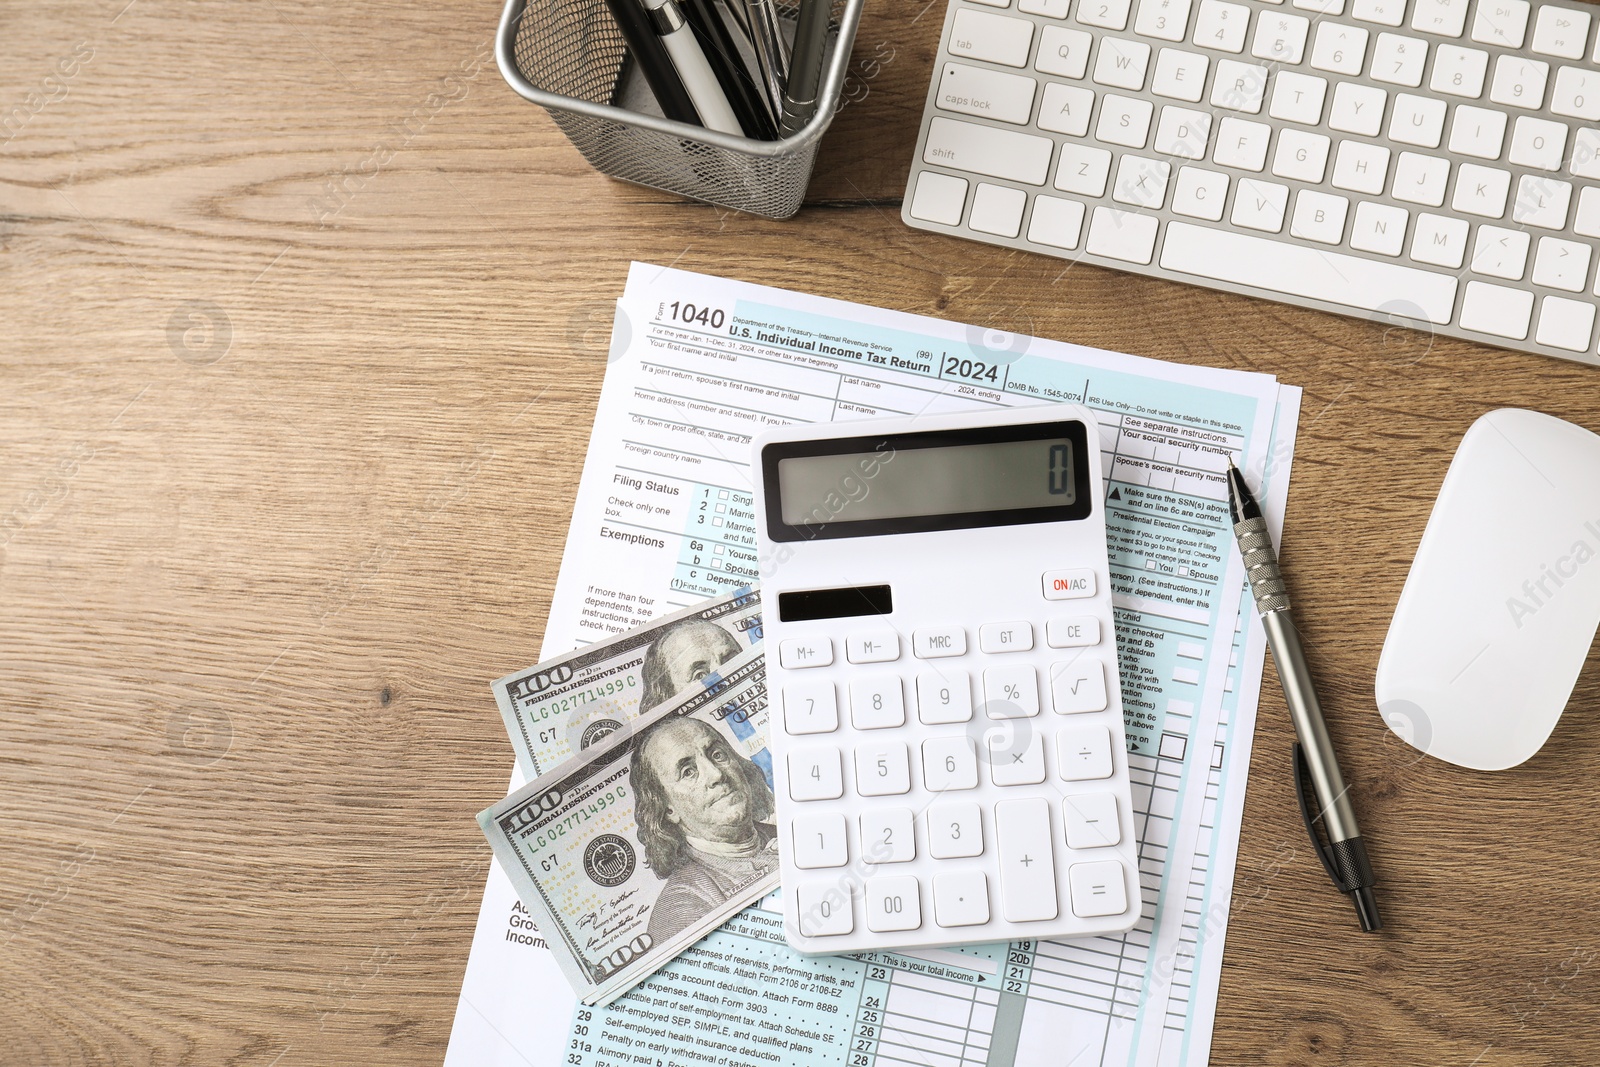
{"left": 1042, "top": 568, "right": 1097, "bottom": 600}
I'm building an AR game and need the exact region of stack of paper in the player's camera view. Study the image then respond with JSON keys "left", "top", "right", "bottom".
{"left": 446, "top": 263, "right": 1302, "bottom": 1067}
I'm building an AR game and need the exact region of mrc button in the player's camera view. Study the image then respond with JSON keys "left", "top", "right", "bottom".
{"left": 1042, "top": 569, "right": 1096, "bottom": 600}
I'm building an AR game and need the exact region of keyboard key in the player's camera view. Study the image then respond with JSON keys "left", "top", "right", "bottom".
{"left": 1452, "top": 163, "right": 1511, "bottom": 217}
{"left": 1086, "top": 206, "right": 1160, "bottom": 262}
{"left": 1214, "top": 116, "right": 1271, "bottom": 170}
{"left": 1535, "top": 296, "right": 1597, "bottom": 351}
{"left": 1064, "top": 792, "right": 1123, "bottom": 848}
{"left": 1389, "top": 94, "right": 1447, "bottom": 146}
{"left": 1152, "top": 47, "right": 1209, "bottom": 100}
{"left": 1531, "top": 5, "right": 1590, "bottom": 58}
{"left": 1210, "top": 59, "right": 1268, "bottom": 112}
{"left": 1352, "top": 0, "right": 1405, "bottom": 25}
{"left": 1193, "top": 0, "right": 1250, "bottom": 51}
{"left": 909, "top": 171, "right": 968, "bottom": 225}
{"left": 1328, "top": 82, "right": 1387, "bottom": 135}
{"left": 1046, "top": 616, "right": 1101, "bottom": 647}
{"left": 1489, "top": 55, "right": 1548, "bottom": 108}
{"left": 933, "top": 870, "right": 992, "bottom": 927}
{"left": 927, "top": 801, "right": 985, "bottom": 859}
{"left": 1575, "top": 187, "right": 1600, "bottom": 236}
{"left": 1269, "top": 71, "right": 1328, "bottom": 124}
{"left": 980, "top": 621, "right": 1035, "bottom": 653}
{"left": 865, "top": 876, "right": 922, "bottom": 932}
{"left": 1028, "top": 194, "right": 1087, "bottom": 249}
{"left": 793, "top": 811, "right": 848, "bottom": 868}
{"left": 1294, "top": 0, "right": 1344, "bottom": 12}
{"left": 1572, "top": 129, "right": 1600, "bottom": 177}
{"left": 1289, "top": 189, "right": 1349, "bottom": 243}
{"left": 1020, "top": 0, "right": 1070, "bottom": 13}
{"left": 1043, "top": 568, "right": 1096, "bottom": 599}
{"left": 996, "top": 798, "right": 1059, "bottom": 922}
{"left": 855, "top": 741, "right": 911, "bottom": 796}
{"left": 1391, "top": 151, "right": 1450, "bottom": 206}
{"left": 1469, "top": 224, "right": 1530, "bottom": 278}
{"left": 1410, "top": 0, "right": 1468, "bottom": 36}
{"left": 1160, "top": 221, "right": 1459, "bottom": 322}
{"left": 1171, "top": 166, "right": 1229, "bottom": 219}
{"left": 847, "top": 629, "right": 900, "bottom": 663}
{"left": 1077, "top": 0, "right": 1133, "bottom": 29}
{"left": 918, "top": 670, "right": 974, "bottom": 724}
{"left": 1310, "top": 22, "right": 1368, "bottom": 73}
{"left": 1096, "top": 94, "right": 1154, "bottom": 146}
{"left": 860, "top": 807, "right": 916, "bottom": 863}
{"left": 1371, "top": 32, "right": 1427, "bottom": 86}
{"left": 796, "top": 881, "right": 853, "bottom": 936}
{"left": 1512, "top": 174, "right": 1572, "bottom": 228}
{"left": 1409, "top": 212, "right": 1469, "bottom": 266}
{"left": 926, "top": 117, "right": 1054, "bottom": 186}
{"left": 1135, "top": 0, "right": 1193, "bottom": 41}
{"left": 1550, "top": 67, "right": 1600, "bottom": 120}
{"left": 1155, "top": 105, "right": 1213, "bottom": 157}
{"left": 1471, "top": 0, "right": 1529, "bottom": 47}
{"left": 789, "top": 746, "right": 844, "bottom": 801}
{"left": 1429, "top": 44, "right": 1487, "bottom": 97}
{"left": 1038, "top": 82, "right": 1096, "bottom": 135}
{"left": 784, "top": 680, "right": 839, "bottom": 734}
{"left": 1272, "top": 128, "right": 1331, "bottom": 182}
{"left": 1509, "top": 116, "right": 1568, "bottom": 170}
{"left": 1051, "top": 658, "right": 1110, "bottom": 712}
{"left": 984, "top": 663, "right": 1042, "bottom": 717}
{"left": 949, "top": 9, "right": 1036, "bottom": 66}
{"left": 1251, "top": 10, "right": 1309, "bottom": 61}
{"left": 779, "top": 637, "right": 833, "bottom": 668}
{"left": 1058, "top": 723, "right": 1115, "bottom": 779}
{"left": 1231, "top": 177, "right": 1289, "bottom": 231}
{"left": 1056, "top": 144, "right": 1113, "bottom": 195}
{"left": 1532, "top": 236, "right": 1591, "bottom": 292}
{"left": 1068, "top": 860, "right": 1130, "bottom": 917}
{"left": 1349, "top": 200, "right": 1410, "bottom": 255}
{"left": 1458, "top": 280, "right": 1534, "bottom": 339}
{"left": 936, "top": 62, "right": 1038, "bottom": 125}
{"left": 923, "top": 734, "right": 980, "bottom": 791}
{"left": 972, "top": 0, "right": 1013, "bottom": 7}
{"left": 1111, "top": 155, "right": 1172, "bottom": 207}
{"left": 1331, "top": 139, "right": 1390, "bottom": 193}
{"left": 990, "top": 730, "right": 1047, "bottom": 785}
{"left": 1036, "top": 25, "right": 1094, "bottom": 77}
{"left": 970, "top": 182, "right": 1028, "bottom": 238}
{"left": 851, "top": 676, "right": 905, "bottom": 729}
{"left": 1094, "top": 36, "right": 1152, "bottom": 90}
{"left": 914, "top": 626, "right": 966, "bottom": 659}
{"left": 1448, "top": 104, "right": 1507, "bottom": 158}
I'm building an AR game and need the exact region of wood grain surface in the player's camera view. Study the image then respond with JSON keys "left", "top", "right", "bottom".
{"left": 3, "top": 0, "right": 1598, "bottom": 1063}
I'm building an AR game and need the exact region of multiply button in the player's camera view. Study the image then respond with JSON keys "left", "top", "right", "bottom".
{"left": 779, "top": 638, "right": 834, "bottom": 669}
{"left": 980, "top": 621, "right": 1034, "bottom": 653}
{"left": 847, "top": 630, "right": 901, "bottom": 664}
{"left": 1042, "top": 568, "right": 1097, "bottom": 600}
{"left": 914, "top": 626, "right": 967, "bottom": 658}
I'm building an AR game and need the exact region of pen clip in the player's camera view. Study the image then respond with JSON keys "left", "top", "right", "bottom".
{"left": 1292, "top": 741, "right": 1349, "bottom": 893}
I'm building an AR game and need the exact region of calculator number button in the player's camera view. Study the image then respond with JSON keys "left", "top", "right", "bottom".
{"left": 788, "top": 747, "right": 844, "bottom": 801}
{"left": 933, "top": 870, "right": 991, "bottom": 928}
{"left": 851, "top": 677, "right": 907, "bottom": 729}
{"left": 1069, "top": 860, "right": 1130, "bottom": 917}
{"left": 1046, "top": 616, "right": 1101, "bottom": 647}
{"left": 1063, "top": 792, "right": 1123, "bottom": 849}
{"left": 779, "top": 638, "right": 834, "bottom": 668}
{"left": 927, "top": 801, "right": 985, "bottom": 859}
{"left": 865, "top": 875, "right": 923, "bottom": 932}
{"left": 979, "top": 621, "right": 1034, "bottom": 653}
{"left": 918, "top": 671, "right": 974, "bottom": 724}
{"left": 914, "top": 626, "right": 967, "bottom": 658}
{"left": 861, "top": 807, "right": 916, "bottom": 863}
{"left": 1058, "top": 724, "right": 1115, "bottom": 779}
{"left": 855, "top": 741, "right": 911, "bottom": 796}
{"left": 792, "top": 811, "right": 849, "bottom": 868}
{"left": 989, "top": 729, "right": 1046, "bottom": 785}
{"left": 1051, "top": 659, "right": 1109, "bottom": 713}
{"left": 1042, "top": 568, "right": 1097, "bottom": 599}
{"left": 846, "top": 629, "right": 901, "bottom": 664}
{"left": 995, "top": 798, "right": 1060, "bottom": 922}
{"left": 783, "top": 681, "right": 838, "bottom": 735}
{"left": 796, "top": 881, "right": 854, "bottom": 936}
{"left": 922, "top": 735, "right": 980, "bottom": 791}
{"left": 983, "top": 665, "right": 1040, "bottom": 718}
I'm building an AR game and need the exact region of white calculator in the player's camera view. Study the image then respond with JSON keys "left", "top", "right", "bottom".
{"left": 753, "top": 405, "right": 1141, "bottom": 954}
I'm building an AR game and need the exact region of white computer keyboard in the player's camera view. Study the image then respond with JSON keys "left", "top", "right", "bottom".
{"left": 904, "top": 0, "right": 1600, "bottom": 366}
{"left": 753, "top": 406, "right": 1141, "bottom": 955}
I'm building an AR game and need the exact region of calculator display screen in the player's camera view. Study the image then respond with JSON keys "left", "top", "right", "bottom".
{"left": 764, "top": 419, "right": 1093, "bottom": 541}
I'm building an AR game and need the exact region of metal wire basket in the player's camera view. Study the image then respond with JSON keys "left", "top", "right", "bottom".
{"left": 497, "top": 0, "right": 864, "bottom": 218}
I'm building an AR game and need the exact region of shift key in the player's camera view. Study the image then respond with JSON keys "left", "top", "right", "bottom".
{"left": 925, "top": 117, "right": 1054, "bottom": 185}
{"left": 938, "top": 63, "right": 1038, "bottom": 125}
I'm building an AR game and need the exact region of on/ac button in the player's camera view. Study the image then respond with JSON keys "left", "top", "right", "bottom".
{"left": 1042, "top": 569, "right": 1096, "bottom": 600}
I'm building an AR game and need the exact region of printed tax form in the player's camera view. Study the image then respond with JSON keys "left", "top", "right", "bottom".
{"left": 446, "top": 264, "right": 1302, "bottom": 1067}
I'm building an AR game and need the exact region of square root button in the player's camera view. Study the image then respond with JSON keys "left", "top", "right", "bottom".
{"left": 1043, "top": 569, "right": 1097, "bottom": 599}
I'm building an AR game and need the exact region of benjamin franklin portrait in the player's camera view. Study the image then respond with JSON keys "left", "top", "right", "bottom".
{"left": 640, "top": 618, "right": 744, "bottom": 709}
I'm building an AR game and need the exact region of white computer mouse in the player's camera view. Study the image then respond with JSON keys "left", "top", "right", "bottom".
{"left": 1375, "top": 408, "right": 1600, "bottom": 771}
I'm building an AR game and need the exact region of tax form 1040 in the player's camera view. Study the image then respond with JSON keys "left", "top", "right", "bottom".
{"left": 445, "top": 263, "right": 1302, "bottom": 1067}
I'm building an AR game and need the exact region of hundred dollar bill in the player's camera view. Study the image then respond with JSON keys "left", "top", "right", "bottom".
{"left": 478, "top": 644, "right": 776, "bottom": 1006}
{"left": 493, "top": 587, "right": 762, "bottom": 779}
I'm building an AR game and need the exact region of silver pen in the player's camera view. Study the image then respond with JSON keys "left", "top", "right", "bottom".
{"left": 1228, "top": 462, "right": 1382, "bottom": 932}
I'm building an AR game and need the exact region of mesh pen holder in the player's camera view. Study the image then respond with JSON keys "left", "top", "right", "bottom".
{"left": 497, "top": 0, "right": 864, "bottom": 218}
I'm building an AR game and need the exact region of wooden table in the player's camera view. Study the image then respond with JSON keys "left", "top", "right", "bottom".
{"left": 4, "top": 0, "right": 1597, "bottom": 1062}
